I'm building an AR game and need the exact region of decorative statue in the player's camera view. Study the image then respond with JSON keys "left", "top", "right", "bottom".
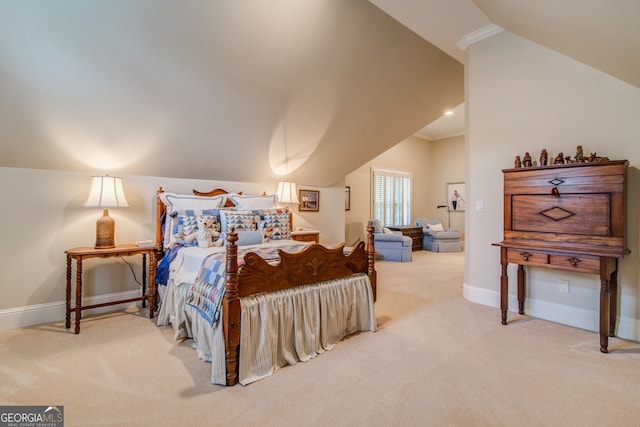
{"left": 588, "top": 152, "right": 609, "bottom": 162}
{"left": 514, "top": 155, "right": 522, "bottom": 168}
{"left": 522, "top": 152, "right": 532, "bottom": 167}
{"left": 575, "top": 145, "right": 584, "bottom": 162}
{"left": 540, "top": 149, "right": 548, "bottom": 166}
{"left": 553, "top": 152, "right": 565, "bottom": 164}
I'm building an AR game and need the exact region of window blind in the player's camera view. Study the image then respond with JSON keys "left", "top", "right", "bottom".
{"left": 371, "top": 168, "right": 411, "bottom": 226}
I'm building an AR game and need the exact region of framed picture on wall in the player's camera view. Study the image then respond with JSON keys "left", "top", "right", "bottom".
{"left": 299, "top": 189, "right": 319, "bottom": 211}
{"left": 447, "top": 182, "right": 466, "bottom": 212}
{"left": 345, "top": 186, "right": 350, "bottom": 211}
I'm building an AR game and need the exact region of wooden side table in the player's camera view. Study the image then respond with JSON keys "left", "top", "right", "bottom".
{"left": 389, "top": 226, "right": 423, "bottom": 251}
{"left": 291, "top": 229, "right": 320, "bottom": 243}
{"left": 65, "top": 244, "right": 157, "bottom": 334}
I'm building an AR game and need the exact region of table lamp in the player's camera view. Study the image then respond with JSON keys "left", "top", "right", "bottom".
{"left": 84, "top": 175, "right": 129, "bottom": 249}
{"left": 276, "top": 181, "right": 299, "bottom": 206}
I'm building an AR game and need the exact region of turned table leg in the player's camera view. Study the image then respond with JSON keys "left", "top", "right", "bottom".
{"left": 500, "top": 248, "right": 508, "bottom": 325}
{"left": 517, "top": 264, "right": 525, "bottom": 315}
{"left": 65, "top": 255, "right": 71, "bottom": 329}
{"left": 609, "top": 259, "right": 619, "bottom": 338}
{"left": 75, "top": 258, "right": 83, "bottom": 334}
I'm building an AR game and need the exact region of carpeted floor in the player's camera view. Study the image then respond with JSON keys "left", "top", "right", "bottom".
{"left": 1, "top": 251, "right": 639, "bottom": 426}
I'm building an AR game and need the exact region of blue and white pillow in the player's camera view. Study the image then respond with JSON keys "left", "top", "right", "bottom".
{"left": 159, "top": 192, "right": 225, "bottom": 247}
{"left": 171, "top": 209, "right": 221, "bottom": 246}
{"left": 258, "top": 208, "right": 291, "bottom": 241}
{"left": 220, "top": 210, "right": 260, "bottom": 234}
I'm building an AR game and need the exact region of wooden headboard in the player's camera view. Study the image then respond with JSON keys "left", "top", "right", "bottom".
{"left": 192, "top": 188, "right": 240, "bottom": 207}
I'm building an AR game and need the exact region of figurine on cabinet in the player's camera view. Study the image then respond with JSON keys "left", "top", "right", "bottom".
{"left": 588, "top": 152, "right": 610, "bottom": 162}
{"left": 553, "top": 152, "right": 565, "bottom": 164}
{"left": 540, "top": 149, "right": 548, "bottom": 166}
{"left": 522, "top": 152, "right": 532, "bottom": 167}
{"left": 575, "top": 145, "right": 584, "bottom": 162}
{"left": 514, "top": 155, "right": 522, "bottom": 168}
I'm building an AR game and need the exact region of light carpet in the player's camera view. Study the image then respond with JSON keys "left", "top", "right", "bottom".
{"left": 1, "top": 251, "right": 639, "bottom": 426}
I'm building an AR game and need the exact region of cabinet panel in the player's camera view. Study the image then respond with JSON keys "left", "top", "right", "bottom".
{"left": 512, "top": 194, "right": 610, "bottom": 235}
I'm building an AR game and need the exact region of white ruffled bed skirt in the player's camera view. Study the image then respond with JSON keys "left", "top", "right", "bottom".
{"left": 181, "top": 273, "right": 376, "bottom": 385}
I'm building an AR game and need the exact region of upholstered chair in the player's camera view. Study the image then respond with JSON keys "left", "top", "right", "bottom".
{"left": 369, "top": 219, "right": 413, "bottom": 262}
{"left": 416, "top": 217, "right": 462, "bottom": 252}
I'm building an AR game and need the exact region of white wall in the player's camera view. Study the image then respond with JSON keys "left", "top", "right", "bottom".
{"left": 465, "top": 31, "right": 640, "bottom": 341}
{"left": 0, "top": 167, "right": 345, "bottom": 330}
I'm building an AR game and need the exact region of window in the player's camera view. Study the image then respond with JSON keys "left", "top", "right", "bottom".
{"left": 371, "top": 168, "right": 411, "bottom": 226}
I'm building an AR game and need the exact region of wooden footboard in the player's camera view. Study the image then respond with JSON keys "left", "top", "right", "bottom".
{"left": 154, "top": 187, "right": 376, "bottom": 385}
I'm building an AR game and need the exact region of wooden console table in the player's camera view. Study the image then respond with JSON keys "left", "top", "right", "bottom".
{"left": 389, "top": 226, "right": 423, "bottom": 251}
{"left": 65, "top": 244, "right": 157, "bottom": 334}
{"left": 493, "top": 160, "right": 628, "bottom": 353}
{"left": 493, "top": 242, "right": 624, "bottom": 353}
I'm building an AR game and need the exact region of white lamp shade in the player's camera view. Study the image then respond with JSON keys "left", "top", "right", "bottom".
{"left": 84, "top": 175, "right": 129, "bottom": 208}
{"left": 276, "top": 181, "right": 299, "bottom": 204}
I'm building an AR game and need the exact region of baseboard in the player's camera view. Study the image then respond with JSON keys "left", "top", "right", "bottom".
{"left": 463, "top": 282, "right": 640, "bottom": 343}
{"left": 0, "top": 290, "right": 145, "bottom": 332}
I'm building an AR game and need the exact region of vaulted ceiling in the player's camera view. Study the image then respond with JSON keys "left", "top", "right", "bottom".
{"left": 0, "top": 1, "right": 463, "bottom": 187}
{"left": 1, "top": 1, "right": 637, "bottom": 186}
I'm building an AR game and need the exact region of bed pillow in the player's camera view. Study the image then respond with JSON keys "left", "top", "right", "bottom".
{"left": 258, "top": 209, "right": 291, "bottom": 241}
{"left": 170, "top": 209, "right": 222, "bottom": 247}
{"left": 229, "top": 194, "right": 277, "bottom": 210}
{"left": 159, "top": 192, "right": 225, "bottom": 247}
{"left": 427, "top": 223, "right": 445, "bottom": 232}
{"left": 220, "top": 210, "right": 260, "bottom": 234}
{"left": 235, "top": 230, "right": 264, "bottom": 246}
{"left": 160, "top": 192, "right": 226, "bottom": 213}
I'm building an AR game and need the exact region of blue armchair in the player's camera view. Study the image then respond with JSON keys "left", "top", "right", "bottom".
{"left": 416, "top": 217, "right": 462, "bottom": 252}
{"left": 370, "top": 219, "right": 413, "bottom": 262}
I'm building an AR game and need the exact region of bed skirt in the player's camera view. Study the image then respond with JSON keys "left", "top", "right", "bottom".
{"left": 186, "top": 273, "right": 376, "bottom": 385}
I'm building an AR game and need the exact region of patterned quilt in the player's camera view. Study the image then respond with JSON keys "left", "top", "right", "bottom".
{"left": 186, "top": 242, "right": 310, "bottom": 325}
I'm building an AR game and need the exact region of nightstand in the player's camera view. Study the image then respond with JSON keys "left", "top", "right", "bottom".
{"left": 388, "top": 226, "right": 423, "bottom": 251}
{"left": 65, "top": 244, "right": 157, "bottom": 334}
{"left": 291, "top": 229, "right": 320, "bottom": 243}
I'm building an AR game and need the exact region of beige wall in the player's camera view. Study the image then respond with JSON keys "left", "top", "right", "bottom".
{"left": 345, "top": 135, "right": 465, "bottom": 246}
{"left": 0, "top": 167, "right": 345, "bottom": 330}
{"left": 465, "top": 31, "right": 640, "bottom": 341}
{"left": 428, "top": 135, "right": 466, "bottom": 235}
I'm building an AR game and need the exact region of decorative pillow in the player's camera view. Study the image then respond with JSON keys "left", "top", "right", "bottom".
{"left": 171, "top": 209, "right": 221, "bottom": 247}
{"left": 259, "top": 209, "right": 291, "bottom": 241}
{"left": 220, "top": 210, "right": 260, "bottom": 233}
{"left": 230, "top": 194, "right": 277, "bottom": 210}
{"left": 235, "top": 230, "right": 264, "bottom": 246}
{"left": 371, "top": 219, "right": 384, "bottom": 234}
{"left": 427, "top": 223, "right": 445, "bottom": 232}
{"left": 382, "top": 227, "right": 394, "bottom": 234}
{"left": 159, "top": 192, "right": 225, "bottom": 247}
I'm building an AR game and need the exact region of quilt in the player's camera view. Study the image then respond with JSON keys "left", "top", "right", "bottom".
{"left": 186, "top": 242, "right": 310, "bottom": 325}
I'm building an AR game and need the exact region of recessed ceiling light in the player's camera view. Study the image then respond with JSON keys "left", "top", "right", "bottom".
{"left": 444, "top": 110, "right": 454, "bottom": 116}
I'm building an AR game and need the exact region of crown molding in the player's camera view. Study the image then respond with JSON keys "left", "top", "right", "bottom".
{"left": 457, "top": 24, "right": 503, "bottom": 50}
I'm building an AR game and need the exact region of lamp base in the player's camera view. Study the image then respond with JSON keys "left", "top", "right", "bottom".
{"left": 95, "top": 208, "right": 116, "bottom": 249}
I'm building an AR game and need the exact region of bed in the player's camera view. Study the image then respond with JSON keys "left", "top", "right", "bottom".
{"left": 151, "top": 187, "right": 377, "bottom": 385}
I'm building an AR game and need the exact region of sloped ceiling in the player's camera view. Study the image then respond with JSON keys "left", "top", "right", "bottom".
{"left": 0, "top": 0, "right": 463, "bottom": 187}
{"left": 473, "top": 0, "right": 640, "bottom": 90}
{"left": 372, "top": 0, "right": 640, "bottom": 140}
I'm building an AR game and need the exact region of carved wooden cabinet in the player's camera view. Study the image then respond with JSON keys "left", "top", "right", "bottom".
{"left": 492, "top": 160, "right": 628, "bottom": 352}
